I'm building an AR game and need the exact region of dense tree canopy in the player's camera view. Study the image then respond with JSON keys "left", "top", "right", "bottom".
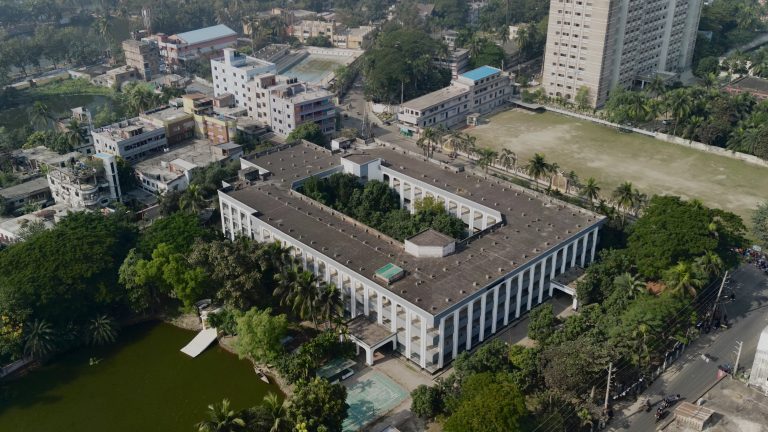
{"left": 363, "top": 26, "right": 451, "bottom": 104}
{"left": 287, "top": 377, "right": 348, "bottom": 432}
{"left": 443, "top": 373, "right": 530, "bottom": 432}
{"left": 287, "top": 122, "right": 329, "bottom": 147}
{"left": 234, "top": 307, "right": 288, "bottom": 363}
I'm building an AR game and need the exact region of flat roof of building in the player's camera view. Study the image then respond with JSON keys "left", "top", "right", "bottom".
{"left": 0, "top": 177, "right": 50, "bottom": 200}
{"left": 144, "top": 106, "right": 193, "bottom": 123}
{"left": 93, "top": 118, "right": 162, "bottom": 141}
{"left": 223, "top": 143, "right": 604, "bottom": 316}
{"left": 727, "top": 76, "right": 768, "bottom": 93}
{"left": 135, "top": 139, "right": 228, "bottom": 183}
{"left": 460, "top": 65, "right": 502, "bottom": 82}
{"left": 406, "top": 229, "right": 454, "bottom": 247}
{"left": 175, "top": 24, "right": 236, "bottom": 45}
{"left": 401, "top": 85, "right": 469, "bottom": 112}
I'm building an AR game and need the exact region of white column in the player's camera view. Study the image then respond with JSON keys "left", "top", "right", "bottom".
{"left": 423, "top": 316, "right": 431, "bottom": 369}
{"left": 538, "top": 259, "right": 546, "bottom": 304}
{"left": 363, "top": 285, "right": 370, "bottom": 315}
{"left": 560, "top": 247, "right": 567, "bottom": 274}
{"left": 515, "top": 275, "right": 523, "bottom": 318}
{"left": 437, "top": 317, "right": 445, "bottom": 369}
{"left": 491, "top": 285, "right": 499, "bottom": 334}
{"left": 399, "top": 179, "right": 405, "bottom": 208}
{"left": 466, "top": 300, "right": 474, "bottom": 350}
{"left": 405, "top": 309, "right": 412, "bottom": 360}
{"left": 313, "top": 260, "right": 319, "bottom": 275}
{"left": 302, "top": 253, "right": 308, "bottom": 270}
{"left": 479, "top": 293, "right": 487, "bottom": 342}
{"left": 338, "top": 273, "right": 345, "bottom": 315}
{"left": 469, "top": 208, "right": 476, "bottom": 232}
{"left": 526, "top": 266, "right": 534, "bottom": 311}
{"left": 581, "top": 233, "right": 589, "bottom": 266}
{"left": 409, "top": 184, "right": 415, "bottom": 213}
{"left": 503, "top": 279, "right": 512, "bottom": 326}
{"left": 590, "top": 228, "right": 599, "bottom": 262}
{"left": 350, "top": 283, "right": 357, "bottom": 317}
{"left": 391, "top": 302, "right": 398, "bottom": 333}
{"left": 570, "top": 240, "right": 578, "bottom": 267}
{"left": 365, "top": 347, "right": 373, "bottom": 366}
{"left": 452, "top": 309, "right": 460, "bottom": 359}
{"left": 481, "top": 213, "right": 489, "bottom": 230}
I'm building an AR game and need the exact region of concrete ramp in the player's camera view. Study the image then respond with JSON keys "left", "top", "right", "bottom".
{"left": 180, "top": 328, "right": 218, "bottom": 358}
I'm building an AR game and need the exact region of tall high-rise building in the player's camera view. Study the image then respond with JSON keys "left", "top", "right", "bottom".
{"left": 542, "top": 0, "right": 703, "bottom": 108}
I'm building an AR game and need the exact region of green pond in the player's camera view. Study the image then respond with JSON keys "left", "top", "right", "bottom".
{"left": 0, "top": 94, "right": 115, "bottom": 132}
{"left": 0, "top": 322, "right": 281, "bottom": 432}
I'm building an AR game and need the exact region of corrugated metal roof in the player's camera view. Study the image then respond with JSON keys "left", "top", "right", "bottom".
{"left": 176, "top": 25, "right": 236, "bottom": 45}
{"left": 461, "top": 65, "right": 502, "bottom": 82}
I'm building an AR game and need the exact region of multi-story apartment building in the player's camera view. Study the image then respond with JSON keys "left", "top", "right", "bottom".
{"left": 399, "top": 66, "right": 510, "bottom": 131}
{"left": 145, "top": 24, "right": 238, "bottom": 70}
{"left": 46, "top": 153, "right": 122, "bottom": 209}
{"left": 92, "top": 118, "right": 167, "bottom": 162}
{"left": 212, "top": 49, "right": 336, "bottom": 137}
{"left": 220, "top": 142, "right": 604, "bottom": 371}
{"left": 542, "top": 0, "right": 703, "bottom": 108}
{"left": 122, "top": 39, "right": 162, "bottom": 81}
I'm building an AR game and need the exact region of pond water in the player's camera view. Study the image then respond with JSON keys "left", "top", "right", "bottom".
{"left": 0, "top": 94, "right": 115, "bottom": 132}
{"left": 0, "top": 322, "right": 281, "bottom": 432}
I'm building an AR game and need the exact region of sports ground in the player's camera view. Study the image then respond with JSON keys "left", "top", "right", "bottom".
{"left": 469, "top": 109, "right": 768, "bottom": 222}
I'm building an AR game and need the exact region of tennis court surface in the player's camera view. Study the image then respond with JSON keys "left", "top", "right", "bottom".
{"left": 342, "top": 370, "right": 408, "bottom": 431}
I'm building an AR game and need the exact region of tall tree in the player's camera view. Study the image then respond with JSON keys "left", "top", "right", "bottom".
{"left": 525, "top": 153, "right": 551, "bottom": 190}
{"left": 287, "top": 378, "right": 348, "bottom": 432}
{"left": 579, "top": 177, "right": 601, "bottom": 207}
{"left": 196, "top": 399, "right": 247, "bottom": 432}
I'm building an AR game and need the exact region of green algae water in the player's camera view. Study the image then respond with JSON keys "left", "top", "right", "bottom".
{"left": 0, "top": 322, "right": 280, "bottom": 432}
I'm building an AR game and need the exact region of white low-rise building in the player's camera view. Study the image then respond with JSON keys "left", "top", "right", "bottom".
{"left": 219, "top": 142, "right": 604, "bottom": 371}
{"left": 92, "top": 117, "right": 168, "bottom": 162}
{"left": 46, "top": 153, "right": 122, "bottom": 209}
{"left": 399, "top": 66, "right": 510, "bottom": 132}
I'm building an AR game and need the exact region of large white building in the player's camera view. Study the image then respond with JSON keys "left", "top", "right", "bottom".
{"left": 46, "top": 153, "right": 122, "bottom": 209}
{"left": 219, "top": 142, "right": 604, "bottom": 371}
{"left": 542, "top": 0, "right": 703, "bottom": 107}
{"left": 212, "top": 49, "right": 336, "bottom": 137}
{"left": 92, "top": 117, "right": 167, "bottom": 162}
{"left": 399, "top": 66, "right": 510, "bottom": 132}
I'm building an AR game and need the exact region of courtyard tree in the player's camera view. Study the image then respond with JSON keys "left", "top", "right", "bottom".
{"left": 287, "top": 377, "right": 349, "bottom": 432}
{"left": 498, "top": 148, "right": 517, "bottom": 172}
{"left": 273, "top": 270, "right": 321, "bottom": 328}
{"left": 579, "top": 177, "right": 601, "bottom": 208}
{"left": 527, "top": 304, "right": 557, "bottom": 345}
{"left": 411, "top": 385, "right": 444, "bottom": 419}
{"left": 443, "top": 373, "right": 530, "bottom": 432}
{"left": 287, "top": 122, "right": 328, "bottom": 147}
{"left": 233, "top": 307, "right": 288, "bottom": 363}
{"left": 475, "top": 147, "right": 498, "bottom": 172}
{"left": 575, "top": 86, "right": 591, "bottom": 111}
{"left": 525, "top": 153, "right": 552, "bottom": 190}
{"left": 753, "top": 201, "right": 768, "bottom": 247}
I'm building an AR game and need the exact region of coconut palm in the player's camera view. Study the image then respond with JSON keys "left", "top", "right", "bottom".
{"left": 63, "top": 119, "right": 84, "bottom": 149}
{"left": 664, "top": 261, "right": 706, "bottom": 298}
{"left": 262, "top": 392, "right": 289, "bottom": 432}
{"left": 525, "top": 153, "right": 551, "bottom": 191}
{"left": 87, "top": 314, "right": 118, "bottom": 346}
{"left": 316, "top": 283, "right": 344, "bottom": 330}
{"left": 23, "top": 319, "right": 56, "bottom": 359}
{"left": 667, "top": 90, "right": 692, "bottom": 135}
{"left": 274, "top": 269, "right": 321, "bottom": 328}
{"left": 613, "top": 273, "right": 646, "bottom": 299}
{"left": 179, "top": 184, "right": 207, "bottom": 213}
{"left": 259, "top": 242, "right": 296, "bottom": 273}
{"left": 612, "top": 182, "right": 635, "bottom": 212}
{"left": 646, "top": 76, "right": 667, "bottom": 98}
{"left": 29, "top": 101, "right": 53, "bottom": 130}
{"left": 476, "top": 147, "right": 498, "bottom": 173}
{"left": 416, "top": 127, "right": 439, "bottom": 158}
{"left": 631, "top": 322, "right": 652, "bottom": 368}
{"left": 196, "top": 399, "right": 247, "bottom": 432}
{"left": 695, "top": 251, "right": 724, "bottom": 279}
{"left": 631, "top": 190, "right": 648, "bottom": 216}
{"left": 497, "top": 149, "right": 517, "bottom": 172}
{"left": 579, "top": 177, "right": 601, "bottom": 208}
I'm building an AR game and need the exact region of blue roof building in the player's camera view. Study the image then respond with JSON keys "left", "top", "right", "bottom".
{"left": 459, "top": 66, "right": 502, "bottom": 83}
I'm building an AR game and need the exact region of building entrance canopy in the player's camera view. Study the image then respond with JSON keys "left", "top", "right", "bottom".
{"left": 346, "top": 316, "right": 397, "bottom": 366}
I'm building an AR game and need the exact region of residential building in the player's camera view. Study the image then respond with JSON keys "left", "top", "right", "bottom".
{"left": 0, "top": 177, "right": 51, "bottom": 213}
{"left": 219, "top": 142, "right": 604, "bottom": 371}
{"left": 56, "top": 107, "right": 95, "bottom": 155}
{"left": 135, "top": 139, "right": 242, "bottom": 194}
{"left": 122, "top": 39, "right": 162, "bottom": 80}
{"left": 435, "top": 48, "right": 470, "bottom": 79}
{"left": 542, "top": 0, "right": 704, "bottom": 107}
{"left": 338, "top": 26, "right": 374, "bottom": 50}
{"left": 145, "top": 24, "right": 238, "bottom": 69}
{"left": 92, "top": 117, "right": 167, "bottom": 162}
{"left": 211, "top": 49, "right": 336, "bottom": 137}
{"left": 399, "top": 66, "right": 510, "bottom": 131}
{"left": 141, "top": 106, "right": 196, "bottom": 145}
{"left": 723, "top": 76, "right": 768, "bottom": 101}
{"left": 179, "top": 94, "right": 239, "bottom": 144}
{"left": 46, "top": 153, "right": 122, "bottom": 209}
{"left": 91, "top": 65, "right": 139, "bottom": 88}
{"left": 288, "top": 20, "right": 374, "bottom": 49}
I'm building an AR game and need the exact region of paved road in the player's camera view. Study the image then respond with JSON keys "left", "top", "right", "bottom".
{"left": 609, "top": 264, "right": 768, "bottom": 431}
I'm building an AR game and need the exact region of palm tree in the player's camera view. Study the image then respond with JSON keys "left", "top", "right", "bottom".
{"left": 612, "top": 181, "right": 635, "bottom": 212}
{"left": 29, "top": 101, "right": 52, "bottom": 130}
{"left": 88, "top": 314, "right": 118, "bottom": 346}
{"left": 316, "top": 283, "right": 344, "bottom": 330}
{"left": 664, "top": 261, "right": 706, "bottom": 298}
{"left": 547, "top": 162, "right": 560, "bottom": 190}
{"left": 259, "top": 242, "right": 296, "bottom": 273}
{"left": 417, "top": 127, "right": 440, "bottom": 158}
{"left": 631, "top": 190, "right": 648, "bottom": 216}
{"left": 646, "top": 76, "right": 667, "bottom": 98}
{"left": 695, "top": 251, "right": 724, "bottom": 279}
{"left": 684, "top": 115, "right": 704, "bottom": 142}
{"left": 63, "top": 119, "right": 84, "bottom": 149}
{"left": 613, "top": 273, "right": 646, "bottom": 299}
{"left": 631, "top": 322, "right": 652, "bottom": 369}
{"left": 262, "top": 392, "right": 289, "bottom": 432}
{"left": 525, "top": 153, "right": 551, "bottom": 191}
{"left": 196, "top": 399, "right": 247, "bottom": 432}
{"left": 668, "top": 90, "right": 692, "bottom": 135}
{"left": 579, "top": 177, "right": 601, "bottom": 208}
{"left": 93, "top": 13, "right": 114, "bottom": 46}
{"left": 180, "top": 184, "right": 207, "bottom": 213}
{"left": 274, "top": 270, "right": 321, "bottom": 328}
{"left": 24, "top": 319, "right": 56, "bottom": 359}
{"left": 497, "top": 148, "right": 517, "bottom": 172}
{"left": 701, "top": 72, "right": 718, "bottom": 89}
{"left": 476, "top": 147, "right": 498, "bottom": 173}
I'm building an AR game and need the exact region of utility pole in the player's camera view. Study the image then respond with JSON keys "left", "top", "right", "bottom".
{"left": 734, "top": 341, "right": 743, "bottom": 380}
{"left": 708, "top": 271, "right": 729, "bottom": 329}
{"left": 604, "top": 362, "right": 613, "bottom": 410}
